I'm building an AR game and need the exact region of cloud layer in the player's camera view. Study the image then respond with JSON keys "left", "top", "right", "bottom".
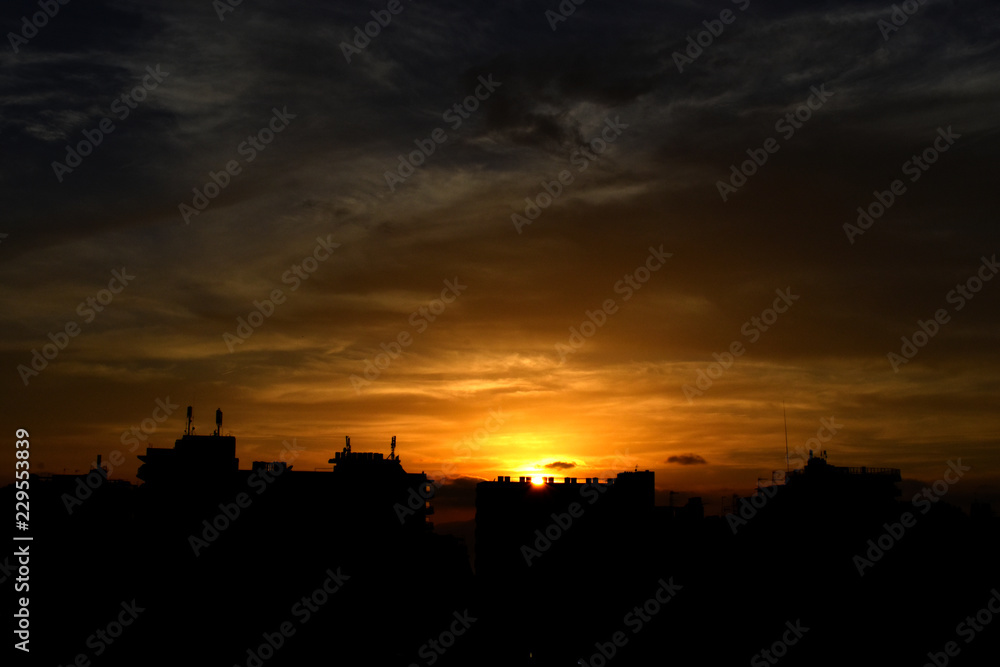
{"left": 2, "top": 0, "right": 999, "bottom": 515}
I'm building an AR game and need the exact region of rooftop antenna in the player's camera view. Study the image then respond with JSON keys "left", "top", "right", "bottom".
{"left": 782, "top": 400, "right": 790, "bottom": 473}
{"left": 186, "top": 406, "right": 193, "bottom": 436}
{"left": 390, "top": 435, "right": 396, "bottom": 460}
{"left": 215, "top": 408, "right": 223, "bottom": 436}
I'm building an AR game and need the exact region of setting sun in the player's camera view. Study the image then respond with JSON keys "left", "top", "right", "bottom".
{"left": 5, "top": 0, "right": 1000, "bottom": 666}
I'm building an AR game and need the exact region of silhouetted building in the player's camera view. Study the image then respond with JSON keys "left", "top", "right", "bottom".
{"left": 785, "top": 450, "right": 900, "bottom": 488}
{"left": 136, "top": 406, "right": 238, "bottom": 483}
{"left": 136, "top": 433, "right": 238, "bottom": 482}
{"left": 776, "top": 450, "right": 902, "bottom": 508}
{"left": 323, "top": 435, "right": 435, "bottom": 533}
{"left": 134, "top": 410, "right": 434, "bottom": 536}
{"left": 10, "top": 407, "right": 999, "bottom": 667}
{"left": 475, "top": 470, "right": 655, "bottom": 579}
{"left": 123, "top": 409, "right": 468, "bottom": 666}
{"left": 659, "top": 495, "right": 704, "bottom": 521}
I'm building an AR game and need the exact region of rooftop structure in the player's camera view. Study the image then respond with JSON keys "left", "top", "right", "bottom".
{"left": 781, "top": 450, "right": 901, "bottom": 500}
{"left": 134, "top": 408, "right": 434, "bottom": 534}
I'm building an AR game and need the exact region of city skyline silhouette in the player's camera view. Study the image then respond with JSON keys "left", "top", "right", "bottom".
{"left": 8, "top": 410, "right": 999, "bottom": 665}
{"left": 4, "top": 0, "right": 1000, "bottom": 665}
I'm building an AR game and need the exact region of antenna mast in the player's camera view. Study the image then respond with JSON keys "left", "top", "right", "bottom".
{"left": 783, "top": 400, "right": 789, "bottom": 473}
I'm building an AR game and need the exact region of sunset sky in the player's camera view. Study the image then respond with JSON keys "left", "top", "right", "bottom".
{"left": 3, "top": 0, "right": 999, "bottom": 521}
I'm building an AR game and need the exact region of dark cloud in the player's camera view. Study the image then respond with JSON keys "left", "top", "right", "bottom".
{"left": 667, "top": 454, "right": 708, "bottom": 466}
{"left": 1, "top": 0, "right": 998, "bottom": 501}
{"left": 544, "top": 461, "right": 576, "bottom": 470}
